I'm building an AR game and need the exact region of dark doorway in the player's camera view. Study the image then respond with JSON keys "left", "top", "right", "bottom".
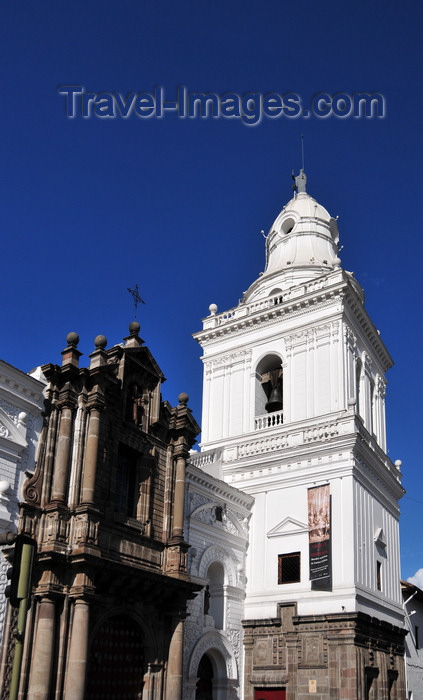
{"left": 196, "top": 653, "right": 214, "bottom": 700}
{"left": 255, "top": 689, "right": 286, "bottom": 700}
{"left": 86, "top": 614, "right": 145, "bottom": 699}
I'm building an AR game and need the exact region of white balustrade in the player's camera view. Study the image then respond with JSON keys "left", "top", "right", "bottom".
{"left": 254, "top": 410, "right": 284, "bottom": 430}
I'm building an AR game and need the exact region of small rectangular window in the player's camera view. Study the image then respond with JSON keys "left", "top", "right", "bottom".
{"left": 415, "top": 625, "right": 419, "bottom": 649}
{"left": 278, "top": 552, "right": 301, "bottom": 584}
{"left": 377, "top": 561, "right": 382, "bottom": 591}
{"left": 114, "top": 447, "right": 137, "bottom": 517}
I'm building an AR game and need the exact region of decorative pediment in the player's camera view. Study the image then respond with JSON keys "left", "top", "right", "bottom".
{"left": 0, "top": 408, "right": 27, "bottom": 455}
{"left": 267, "top": 516, "right": 308, "bottom": 538}
{"left": 190, "top": 503, "right": 247, "bottom": 537}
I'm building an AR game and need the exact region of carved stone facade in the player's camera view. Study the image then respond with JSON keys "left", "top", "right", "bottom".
{"left": 0, "top": 324, "right": 201, "bottom": 700}
{"left": 183, "top": 464, "right": 253, "bottom": 700}
{"left": 402, "top": 581, "right": 423, "bottom": 699}
{"left": 0, "top": 361, "right": 44, "bottom": 647}
{"left": 242, "top": 606, "right": 406, "bottom": 700}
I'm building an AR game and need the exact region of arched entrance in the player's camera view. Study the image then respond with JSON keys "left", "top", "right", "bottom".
{"left": 196, "top": 653, "right": 214, "bottom": 700}
{"left": 187, "top": 631, "right": 238, "bottom": 700}
{"left": 85, "top": 614, "right": 145, "bottom": 698}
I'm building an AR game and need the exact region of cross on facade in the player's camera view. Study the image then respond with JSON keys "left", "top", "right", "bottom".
{"left": 127, "top": 284, "right": 145, "bottom": 319}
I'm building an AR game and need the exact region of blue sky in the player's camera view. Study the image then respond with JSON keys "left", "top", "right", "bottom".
{"left": 1, "top": 1, "right": 422, "bottom": 580}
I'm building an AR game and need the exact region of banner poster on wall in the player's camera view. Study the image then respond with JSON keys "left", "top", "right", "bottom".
{"left": 308, "top": 484, "right": 331, "bottom": 582}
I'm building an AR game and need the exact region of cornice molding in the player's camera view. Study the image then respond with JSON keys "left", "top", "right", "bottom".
{"left": 195, "top": 271, "right": 392, "bottom": 372}
{"left": 186, "top": 463, "right": 254, "bottom": 510}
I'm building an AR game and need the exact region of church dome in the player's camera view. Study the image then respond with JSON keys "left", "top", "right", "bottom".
{"left": 244, "top": 171, "right": 341, "bottom": 302}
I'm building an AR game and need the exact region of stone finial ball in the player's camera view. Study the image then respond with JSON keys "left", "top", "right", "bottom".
{"left": 178, "top": 392, "right": 189, "bottom": 405}
{"left": 129, "top": 321, "right": 141, "bottom": 335}
{"left": 66, "top": 332, "right": 80, "bottom": 347}
{"left": 394, "top": 459, "right": 402, "bottom": 469}
{"left": 209, "top": 303, "right": 218, "bottom": 315}
{"left": 0, "top": 480, "right": 10, "bottom": 495}
{"left": 94, "top": 335, "right": 107, "bottom": 349}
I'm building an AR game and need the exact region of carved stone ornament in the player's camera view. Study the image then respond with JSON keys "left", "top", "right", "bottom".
{"left": 0, "top": 398, "right": 20, "bottom": 424}
{"left": 226, "top": 627, "right": 241, "bottom": 661}
{"left": 23, "top": 467, "right": 43, "bottom": 505}
{"left": 72, "top": 513, "right": 99, "bottom": 546}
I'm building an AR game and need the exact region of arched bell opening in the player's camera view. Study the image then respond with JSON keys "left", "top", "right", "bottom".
{"left": 255, "top": 354, "right": 283, "bottom": 425}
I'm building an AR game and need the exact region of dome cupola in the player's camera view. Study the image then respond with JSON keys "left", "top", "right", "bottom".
{"left": 244, "top": 171, "right": 341, "bottom": 302}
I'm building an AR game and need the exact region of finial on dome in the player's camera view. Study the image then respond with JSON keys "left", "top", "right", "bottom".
{"left": 293, "top": 169, "right": 307, "bottom": 194}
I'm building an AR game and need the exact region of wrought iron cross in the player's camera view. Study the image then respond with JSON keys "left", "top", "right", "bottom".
{"left": 127, "top": 284, "right": 145, "bottom": 319}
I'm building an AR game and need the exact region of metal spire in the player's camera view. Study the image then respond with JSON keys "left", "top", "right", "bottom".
{"left": 291, "top": 135, "right": 307, "bottom": 193}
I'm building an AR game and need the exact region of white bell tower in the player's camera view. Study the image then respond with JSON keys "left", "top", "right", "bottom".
{"left": 193, "top": 172, "right": 406, "bottom": 699}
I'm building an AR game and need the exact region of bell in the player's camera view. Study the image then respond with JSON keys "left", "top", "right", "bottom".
{"left": 265, "top": 386, "right": 282, "bottom": 412}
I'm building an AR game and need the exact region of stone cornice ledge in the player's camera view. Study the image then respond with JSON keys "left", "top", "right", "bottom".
{"left": 196, "top": 270, "right": 345, "bottom": 333}
{"left": 186, "top": 462, "right": 254, "bottom": 510}
{"left": 194, "top": 411, "right": 401, "bottom": 487}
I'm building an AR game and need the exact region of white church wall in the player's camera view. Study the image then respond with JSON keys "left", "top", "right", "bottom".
{"left": 402, "top": 583, "right": 423, "bottom": 700}
{"left": 183, "top": 463, "right": 253, "bottom": 699}
{"left": 201, "top": 311, "right": 349, "bottom": 448}
{"left": 0, "top": 361, "right": 45, "bottom": 646}
{"left": 243, "top": 472, "right": 356, "bottom": 619}
{"left": 353, "top": 477, "right": 403, "bottom": 622}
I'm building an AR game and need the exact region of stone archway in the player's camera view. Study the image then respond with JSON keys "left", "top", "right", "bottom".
{"left": 187, "top": 630, "right": 239, "bottom": 700}
{"left": 85, "top": 614, "right": 145, "bottom": 699}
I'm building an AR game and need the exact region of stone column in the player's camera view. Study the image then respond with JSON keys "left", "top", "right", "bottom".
{"left": 51, "top": 406, "right": 73, "bottom": 503}
{"left": 63, "top": 598, "right": 90, "bottom": 700}
{"left": 27, "top": 598, "right": 56, "bottom": 700}
{"left": 40, "top": 405, "right": 59, "bottom": 506}
{"left": 81, "top": 407, "right": 100, "bottom": 505}
{"left": 172, "top": 456, "right": 186, "bottom": 539}
{"left": 143, "top": 663, "right": 164, "bottom": 700}
{"left": 166, "top": 618, "right": 184, "bottom": 700}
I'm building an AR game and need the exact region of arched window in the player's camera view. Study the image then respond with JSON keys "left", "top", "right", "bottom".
{"left": 207, "top": 561, "right": 225, "bottom": 630}
{"left": 255, "top": 354, "right": 283, "bottom": 419}
{"left": 269, "top": 288, "right": 283, "bottom": 305}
